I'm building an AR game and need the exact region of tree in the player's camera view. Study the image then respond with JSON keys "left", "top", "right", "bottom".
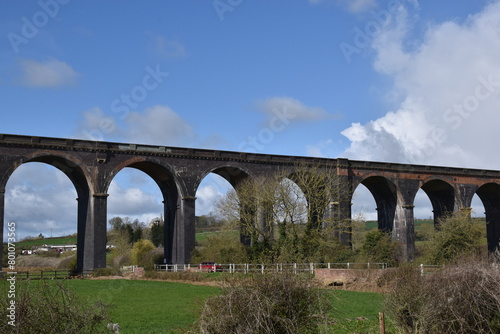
{"left": 150, "top": 218, "right": 164, "bottom": 247}
{"left": 131, "top": 239, "right": 155, "bottom": 266}
{"left": 215, "top": 163, "right": 352, "bottom": 263}
{"left": 426, "top": 211, "right": 484, "bottom": 264}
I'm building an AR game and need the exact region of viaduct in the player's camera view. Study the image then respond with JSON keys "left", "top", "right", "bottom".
{"left": 1, "top": 133, "right": 500, "bottom": 273}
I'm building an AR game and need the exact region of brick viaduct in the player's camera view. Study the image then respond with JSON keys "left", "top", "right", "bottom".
{"left": 1, "top": 134, "right": 500, "bottom": 273}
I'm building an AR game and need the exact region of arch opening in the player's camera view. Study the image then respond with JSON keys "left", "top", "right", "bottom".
{"left": 420, "top": 180, "right": 455, "bottom": 226}
{"left": 195, "top": 172, "right": 235, "bottom": 236}
{"left": 351, "top": 183, "right": 377, "bottom": 250}
{"left": 359, "top": 176, "right": 397, "bottom": 233}
{"left": 107, "top": 162, "right": 180, "bottom": 265}
{"left": 3, "top": 162, "right": 78, "bottom": 267}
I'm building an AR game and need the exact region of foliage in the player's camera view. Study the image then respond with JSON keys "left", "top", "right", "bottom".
{"left": 108, "top": 216, "right": 146, "bottom": 245}
{"left": 198, "top": 272, "right": 332, "bottom": 333}
{"left": 150, "top": 219, "right": 164, "bottom": 247}
{"left": 191, "top": 231, "right": 249, "bottom": 264}
{"left": 425, "top": 211, "right": 484, "bottom": 264}
{"left": 196, "top": 213, "right": 225, "bottom": 229}
{"left": 0, "top": 280, "right": 112, "bottom": 334}
{"left": 131, "top": 239, "right": 156, "bottom": 266}
{"left": 384, "top": 260, "right": 500, "bottom": 334}
{"left": 361, "top": 229, "right": 401, "bottom": 266}
{"left": 214, "top": 163, "right": 352, "bottom": 263}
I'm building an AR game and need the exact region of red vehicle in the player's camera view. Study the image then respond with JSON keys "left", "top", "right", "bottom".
{"left": 198, "top": 262, "right": 223, "bottom": 272}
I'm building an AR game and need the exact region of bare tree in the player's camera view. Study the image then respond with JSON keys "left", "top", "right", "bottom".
{"left": 214, "top": 162, "right": 353, "bottom": 262}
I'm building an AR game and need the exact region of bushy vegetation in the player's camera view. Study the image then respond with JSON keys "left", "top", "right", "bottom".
{"left": 384, "top": 259, "right": 500, "bottom": 333}
{"left": 191, "top": 230, "right": 249, "bottom": 264}
{"left": 360, "top": 229, "right": 401, "bottom": 266}
{"left": 0, "top": 281, "right": 112, "bottom": 334}
{"left": 424, "top": 211, "right": 484, "bottom": 264}
{"left": 198, "top": 272, "right": 332, "bottom": 333}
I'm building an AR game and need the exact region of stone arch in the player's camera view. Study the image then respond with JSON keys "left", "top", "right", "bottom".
{"left": 196, "top": 165, "right": 253, "bottom": 191}
{"left": 1, "top": 151, "right": 89, "bottom": 196}
{"left": 196, "top": 165, "right": 255, "bottom": 246}
{"left": 106, "top": 157, "right": 188, "bottom": 264}
{"left": 420, "top": 179, "right": 456, "bottom": 226}
{"left": 475, "top": 182, "right": 500, "bottom": 252}
{"left": 1, "top": 152, "right": 91, "bottom": 271}
{"left": 355, "top": 175, "right": 398, "bottom": 232}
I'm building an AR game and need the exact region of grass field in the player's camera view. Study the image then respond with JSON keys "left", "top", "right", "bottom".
{"left": 14, "top": 236, "right": 77, "bottom": 249}
{"left": 1, "top": 278, "right": 393, "bottom": 333}
{"left": 329, "top": 289, "right": 395, "bottom": 333}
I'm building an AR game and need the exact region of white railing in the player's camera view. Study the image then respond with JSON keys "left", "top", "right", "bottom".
{"left": 419, "top": 264, "right": 444, "bottom": 276}
{"left": 154, "top": 262, "right": 387, "bottom": 274}
{"left": 120, "top": 265, "right": 136, "bottom": 273}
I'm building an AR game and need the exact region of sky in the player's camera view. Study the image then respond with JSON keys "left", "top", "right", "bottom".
{"left": 1, "top": 0, "right": 500, "bottom": 240}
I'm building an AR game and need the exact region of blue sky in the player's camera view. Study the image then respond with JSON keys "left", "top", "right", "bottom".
{"left": 2, "top": 0, "right": 499, "bottom": 239}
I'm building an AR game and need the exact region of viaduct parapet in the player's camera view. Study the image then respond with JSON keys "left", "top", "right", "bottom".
{"left": 1, "top": 134, "right": 499, "bottom": 272}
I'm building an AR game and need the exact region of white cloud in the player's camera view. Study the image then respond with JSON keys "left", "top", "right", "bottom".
{"left": 4, "top": 164, "right": 77, "bottom": 240}
{"left": 107, "top": 181, "right": 162, "bottom": 217}
{"left": 126, "top": 105, "right": 197, "bottom": 146}
{"left": 19, "top": 58, "right": 78, "bottom": 88}
{"left": 196, "top": 185, "right": 224, "bottom": 216}
{"left": 306, "top": 139, "right": 336, "bottom": 157}
{"left": 341, "top": 1, "right": 500, "bottom": 169}
{"left": 74, "top": 105, "right": 197, "bottom": 146}
{"left": 257, "top": 97, "right": 336, "bottom": 124}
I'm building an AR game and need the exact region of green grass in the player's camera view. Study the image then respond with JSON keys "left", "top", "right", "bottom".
{"left": 1, "top": 279, "right": 220, "bottom": 333}
{"left": 328, "top": 289, "right": 395, "bottom": 333}
{"left": 1, "top": 278, "right": 392, "bottom": 333}
{"left": 72, "top": 279, "right": 220, "bottom": 333}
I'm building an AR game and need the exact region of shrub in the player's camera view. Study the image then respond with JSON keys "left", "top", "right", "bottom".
{"left": 198, "top": 272, "right": 332, "bottom": 333}
{"left": 57, "top": 254, "right": 77, "bottom": 272}
{"left": 0, "top": 280, "right": 112, "bottom": 333}
{"left": 131, "top": 239, "right": 155, "bottom": 266}
{"left": 361, "top": 229, "right": 401, "bottom": 266}
{"left": 191, "top": 232, "right": 248, "bottom": 265}
{"left": 425, "top": 211, "right": 484, "bottom": 264}
{"left": 142, "top": 247, "right": 164, "bottom": 271}
{"left": 384, "top": 259, "right": 500, "bottom": 333}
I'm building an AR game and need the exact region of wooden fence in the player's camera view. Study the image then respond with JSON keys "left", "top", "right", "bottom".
{"left": 0, "top": 270, "right": 71, "bottom": 280}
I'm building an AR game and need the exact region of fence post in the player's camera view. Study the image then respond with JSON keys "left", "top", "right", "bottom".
{"left": 379, "top": 312, "right": 386, "bottom": 334}
{"left": 261, "top": 264, "right": 264, "bottom": 275}
{"left": 420, "top": 263, "right": 424, "bottom": 276}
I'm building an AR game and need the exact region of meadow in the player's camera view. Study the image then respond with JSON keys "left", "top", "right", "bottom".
{"left": 1, "top": 278, "right": 393, "bottom": 333}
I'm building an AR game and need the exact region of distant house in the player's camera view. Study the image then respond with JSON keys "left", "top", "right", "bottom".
{"left": 22, "top": 244, "right": 77, "bottom": 255}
